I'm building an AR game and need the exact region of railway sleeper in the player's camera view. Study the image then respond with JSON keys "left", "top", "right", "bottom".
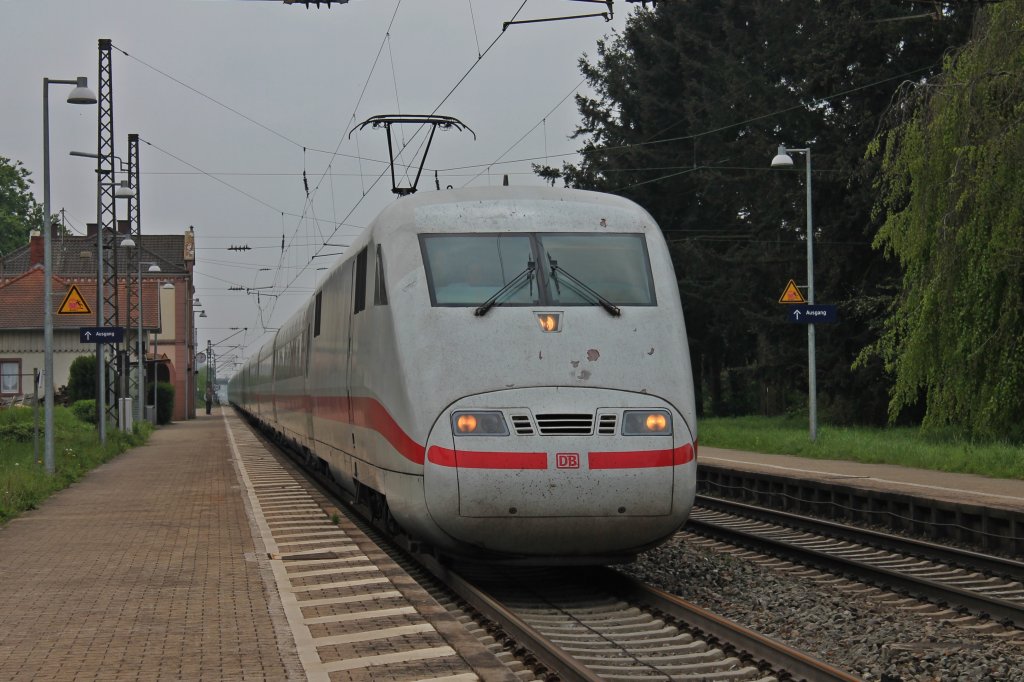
{"left": 536, "top": 619, "right": 666, "bottom": 633}
{"left": 589, "top": 659, "right": 764, "bottom": 679}
{"left": 558, "top": 641, "right": 707, "bottom": 656}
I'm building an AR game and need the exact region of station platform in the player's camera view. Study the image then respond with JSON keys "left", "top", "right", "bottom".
{"left": 698, "top": 446, "right": 1024, "bottom": 513}
{"left": 697, "top": 446, "right": 1024, "bottom": 554}
{"left": 0, "top": 409, "right": 501, "bottom": 682}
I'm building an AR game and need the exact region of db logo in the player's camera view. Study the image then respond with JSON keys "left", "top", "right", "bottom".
{"left": 556, "top": 453, "right": 580, "bottom": 469}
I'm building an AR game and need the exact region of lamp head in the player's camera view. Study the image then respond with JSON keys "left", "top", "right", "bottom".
{"left": 115, "top": 180, "right": 136, "bottom": 199}
{"left": 771, "top": 144, "right": 794, "bottom": 168}
{"left": 120, "top": 236, "right": 136, "bottom": 248}
{"left": 148, "top": 264, "right": 162, "bottom": 273}
{"left": 66, "top": 77, "right": 97, "bottom": 105}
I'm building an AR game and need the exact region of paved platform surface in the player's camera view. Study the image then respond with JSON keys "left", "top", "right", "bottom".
{"left": 0, "top": 412, "right": 303, "bottom": 681}
{"left": 0, "top": 409, "right": 506, "bottom": 682}
{"left": 699, "top": 446, "right": 1024, "bottom": 512}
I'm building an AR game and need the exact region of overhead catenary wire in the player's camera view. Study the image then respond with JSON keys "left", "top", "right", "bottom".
{"left": 264, "top": 0, "right": 535, "bottom": 329}
{"left": 144, "top": 3, "right": 939, "bottom": 361}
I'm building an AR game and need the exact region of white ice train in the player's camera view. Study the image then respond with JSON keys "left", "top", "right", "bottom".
{"left": 229, "top": 185, "right": 697, "bottom": 563}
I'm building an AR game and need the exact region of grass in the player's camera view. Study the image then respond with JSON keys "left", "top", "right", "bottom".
{"left": 0, "top": 406, "right": 152, "bottom": 524}
{"left": 698, "top": 415, "right": 1024, "bottom": 480}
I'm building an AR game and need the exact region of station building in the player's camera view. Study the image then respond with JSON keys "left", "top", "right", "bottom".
{"left": 0, "top": 224, "right": 198, "bottom": 421}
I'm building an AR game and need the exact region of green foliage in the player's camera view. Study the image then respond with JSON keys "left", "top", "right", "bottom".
{"left": 0, "top": 156, "right": 43, "bottom": 256}
{"left": 156, "top": 382, "right": 174, "bottom": 425}
{"left": 66, "top": 355, "right": 97, "bottom": 402}
{"left": 0, "top": 407, "right": 152, "bottom": 524}
{"left": 867, "top": 3, "right": 1024, "bottom": 440}
{"left": 700, "top": 416, "right": 1024, "bottom": 480}
{"left": 542, "top": 0, "right": 972, "bottom": 424}
{"left": 70, "top": 399, "right": 97, "bottom": 424}
{"left": 0, "top": 419, "right": 34, "bottom": 442}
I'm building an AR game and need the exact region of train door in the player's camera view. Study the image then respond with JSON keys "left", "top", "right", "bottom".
{"left": 308, "top": 263, "right": 354, "bottom": 464}
{"left": 336, "top": 260, "right": 356, "bottom": 450}
{"left": 304, "top": 319, "right": 315, "bottom": 450}
{"left": 346, "top": 247, "right": 369, "bottom": 454}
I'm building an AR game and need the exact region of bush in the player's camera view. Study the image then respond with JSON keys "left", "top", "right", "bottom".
{"left": 0, "top": 420, "right": 34, "bottom": 442}
{"left": 70, "top": 399, "right": 97, "bottom": 424}
{"left": 156, "top": 382, "right": 175, "bottom": 425}
{"left": 67, "top": 355, "right": 97, "bottom": 402}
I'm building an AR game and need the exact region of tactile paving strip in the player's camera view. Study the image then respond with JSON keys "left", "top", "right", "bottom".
{"left": 223, "top": 412, "right": 482, "bottom": 682}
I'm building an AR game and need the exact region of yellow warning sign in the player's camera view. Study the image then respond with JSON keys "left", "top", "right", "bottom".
{"left": 58, "top": 284, "right": 92, "bottom": 315}
{"left": 778, "top": 279, "right": 806, "bottom": 304}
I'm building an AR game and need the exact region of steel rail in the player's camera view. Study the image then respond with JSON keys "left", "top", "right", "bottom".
{"left": 696, "top": 495, "right": 1024, "bottom": 581}
{"left": 241, "top": 414, "right": 862, "bottom": 679}
{"left": 687, "top": 513, "right": 1024, "bottom": 628}
{"left": 597, "top": 570, "right": 862, "bottom": 682}
{"left": 414, "top": 554, "right": 605, "bottom": 682}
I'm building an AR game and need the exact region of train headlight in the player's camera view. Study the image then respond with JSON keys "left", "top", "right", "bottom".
{"left": 535, "top": 312, "right": 561, "bottom": 333}
{"left": 452, "top": 411, "right": 509, "bottom": 436}
{"left": 622, "top": 410, "right": 672, "bottom": 435}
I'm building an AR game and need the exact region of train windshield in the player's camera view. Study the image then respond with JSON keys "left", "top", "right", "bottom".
{"left": 538, "top": 233, "right": 656, "bottom": 306}
{"left": 421, "top": 233, "right": 657, "bottom": 308}
{"left": 421, "top": 234, "right": 539, "bottom": 306}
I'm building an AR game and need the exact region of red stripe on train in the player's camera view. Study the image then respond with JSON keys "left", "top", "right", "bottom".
{"left": 588, "top": 443, "right": 695, "bottom": 469}
{"left": 251, "top": 392, "right": 695, "bottom": 470}
{"left": 427, "top": 446, "right": 547, "bottom": 469}
{"left": 312, "top": 395, "right": 426, "bottom": 464}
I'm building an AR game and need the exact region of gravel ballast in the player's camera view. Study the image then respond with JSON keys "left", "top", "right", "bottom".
{"left": 618, "top": 537, "right": 1024, "bottom": 681}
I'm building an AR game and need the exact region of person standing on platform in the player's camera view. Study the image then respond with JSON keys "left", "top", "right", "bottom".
{"left": 205, "top": 384, "right": 213, "bottom": 415}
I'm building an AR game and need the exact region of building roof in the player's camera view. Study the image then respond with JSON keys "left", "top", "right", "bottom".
{"left": 0, "top": 267, "right": 162, "bottom": 331}
{"left": 0, "top": 232, "right": 189, "bottom": 279}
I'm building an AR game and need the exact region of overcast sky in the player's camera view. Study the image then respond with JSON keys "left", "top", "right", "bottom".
{"left": 1, "top": 0, "right": 637, "bottom": 370}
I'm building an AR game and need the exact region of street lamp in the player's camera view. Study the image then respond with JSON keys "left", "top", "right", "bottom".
{"left": 120, "top": 236, "right": 160, "bottom": 426}
{"left": 152, "top": 280, "right": 175, "bottom": 424}
{"left": 42, "top": 76, "right": 96, "bottom": 475}
{"left": 771, "top": 143, "right": 817, "bottom": 442}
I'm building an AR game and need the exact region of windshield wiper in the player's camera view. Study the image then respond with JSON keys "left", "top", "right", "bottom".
{"left": 474, "top": 258, "right": 535, "bottom": 316}
{"left": 548, "top": 257, "right": 621, "bottom": 317}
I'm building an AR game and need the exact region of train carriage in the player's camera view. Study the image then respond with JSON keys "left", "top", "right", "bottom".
{"left": 230, "top": 185, "right": 697, "bottom": 563}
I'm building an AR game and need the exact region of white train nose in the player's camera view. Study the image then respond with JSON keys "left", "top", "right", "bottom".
{"left": 420, "top": 387, "right": 695, "bottom": 558}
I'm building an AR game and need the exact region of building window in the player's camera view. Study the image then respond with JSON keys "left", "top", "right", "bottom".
{"left": 1, "top": 359, "right": 21, "bottom": 395}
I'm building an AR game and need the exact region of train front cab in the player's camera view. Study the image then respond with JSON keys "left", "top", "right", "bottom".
{"left": 415, "top": 387, "right": 695, "bottom": 561}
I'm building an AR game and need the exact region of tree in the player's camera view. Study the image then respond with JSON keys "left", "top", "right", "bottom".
{"left": 66, "top": 354, "right": 97, "bottom": 402}
{"left": 867, "top": 2, "right": 1024, "bottom": 440}
{"left": 0, "top": 156, "right": 44, "bottom": 257}
{"left": 538, "top": 0, "right": 973, "bottom": 422}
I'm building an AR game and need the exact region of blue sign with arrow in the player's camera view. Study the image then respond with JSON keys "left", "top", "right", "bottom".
{"left": 786, "top": 305, "right": 838, "bottom": 324}
{"left": 80, "top": 326, "right": 125, "bottom": 344}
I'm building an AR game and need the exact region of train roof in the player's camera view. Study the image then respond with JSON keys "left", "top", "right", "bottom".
{"left": 363, "top": 185, "right": 659, "bottom": 244}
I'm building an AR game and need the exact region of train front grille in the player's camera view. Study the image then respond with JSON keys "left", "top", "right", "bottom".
{"left": 535, "top": 413, "right": 593, "bottom": 435}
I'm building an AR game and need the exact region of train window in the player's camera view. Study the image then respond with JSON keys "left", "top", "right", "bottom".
{"left": 374, "top": 244, "right": 388, "bottom": 306}
{"left": 538, "top": 233, "right": 657, "bottom": 306}
{"left": 421, "top": 234, "right": 538, "bottom": 306}
{"left": 354, "top": 248, "right": 368, "bottom": 314}
{"left": 314, "top": 291, "right": 322, "bottom": 337}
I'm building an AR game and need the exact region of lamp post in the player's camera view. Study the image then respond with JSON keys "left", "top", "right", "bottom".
{"left": 120, "top": 236, "right": 159, "bottom": 428}
{"left": 42, "top": 76, "right": 96, "bottom": 474}
{"left": 154, "top": 280, "right": 174, "bottom": 424}
{"left": 771, "top": 144, "right": 817, "bottom": 442}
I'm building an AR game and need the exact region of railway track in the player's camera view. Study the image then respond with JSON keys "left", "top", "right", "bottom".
{"left": 689, "top": 495, "right": 1024, "bottom": 630}
{"left": 414, "top": 560, "right": 861, "bottom": 682}
{"left": 247, "top": 419, "right": 858, "bottom": 681}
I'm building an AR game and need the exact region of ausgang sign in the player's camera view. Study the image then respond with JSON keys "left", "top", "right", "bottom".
{"left": 785, "top": 305, "right": 839, "bottom": 324}
{"left": 79, "top": 327, "right": 125, "bottom": 344}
